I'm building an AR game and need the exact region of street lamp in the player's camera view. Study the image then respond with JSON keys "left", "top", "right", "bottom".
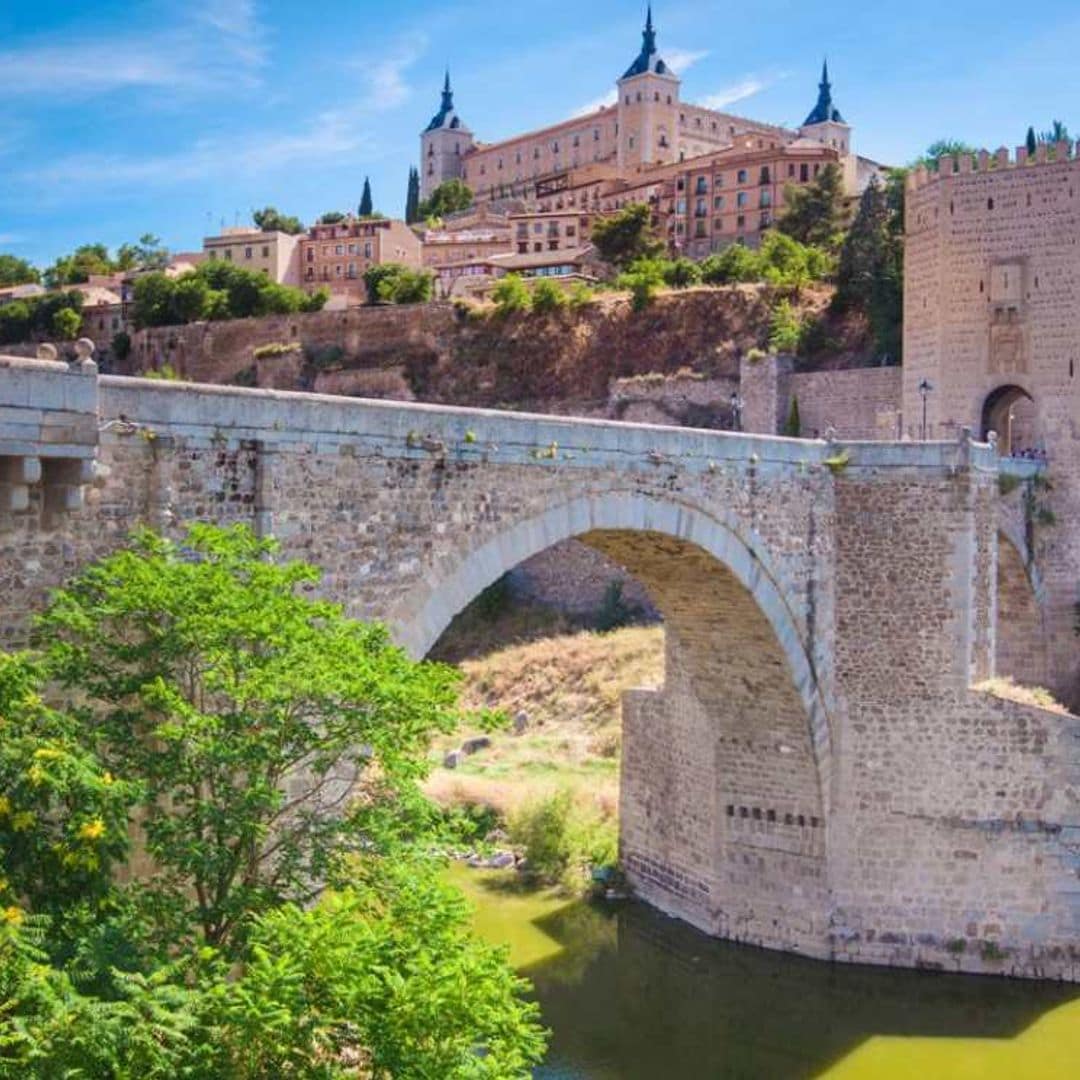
{"left": 730, "top": 391, "right": 745, "bottom": 432}
{"left": 917, "top": 379, "right": 934, "bottom": 440}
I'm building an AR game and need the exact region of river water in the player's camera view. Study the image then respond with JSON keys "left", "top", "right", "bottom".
{"left": 447, "top": 866, "right": 1080, "bottom": 1079}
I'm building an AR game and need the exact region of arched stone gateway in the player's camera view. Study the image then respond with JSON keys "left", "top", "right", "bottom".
{"left": 1, "top": 358, "right": 1077, "bottom": 981}
{"left": 392, "top": 495, "right": 834, "bottom": 950}
{"left": 981, "top": 384, "right": 1036, "bottom": 455}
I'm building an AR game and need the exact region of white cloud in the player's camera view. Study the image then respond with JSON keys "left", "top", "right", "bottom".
{"left": 0, "top": 1, "right": 266, "bottom": 96}
{"left": 664, "top": 48, "right": 709, "bottom": 75}
{"left": 359, "top": 33, "right": 428, "bottom": 111}
{"left": 700, "top": 73, "right": 783, "bottom": 111}
{"left": 22, "top": 108, "right": 372, "bottom": 190}
{"left": 572, "top": 90, "right": 617, "bottom": 118}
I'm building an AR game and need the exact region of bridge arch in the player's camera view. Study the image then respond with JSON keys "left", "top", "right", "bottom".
{"left": 391, "top": 492, "right": 834, "bottom": 815}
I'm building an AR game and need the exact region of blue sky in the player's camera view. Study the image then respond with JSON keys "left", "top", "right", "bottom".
{"left": 2, "top": 0, "right": 1079, "bottom": 268}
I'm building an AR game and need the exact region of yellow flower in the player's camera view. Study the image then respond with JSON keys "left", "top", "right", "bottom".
{"left": 102, "top": 772, "right": 114, "bottom": 786}
{"left": 3, "top": 906, "right": 23, "bottom": 926}
{"left": 32, "top": 748, "right": 62, "bottom": 761}
{"left": 0, "top": 795, "right": 10, "bottom": 817}
{"left": 27, "top": 764, "right": 45, "bottom": 786}
{"left": 11, "top": 811, "right": 34, "bottom": 833}
{"left": 77, "top": 818, "right": 106, "bottom": 842}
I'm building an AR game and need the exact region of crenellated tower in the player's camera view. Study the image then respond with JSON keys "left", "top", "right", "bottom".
{"left": 419, "top": 71, "right": 475, "bottom": 200}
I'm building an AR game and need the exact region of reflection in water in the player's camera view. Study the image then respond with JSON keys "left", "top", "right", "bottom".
{"left": 450, "top": 868, "right": 1080, "bottom": 1079}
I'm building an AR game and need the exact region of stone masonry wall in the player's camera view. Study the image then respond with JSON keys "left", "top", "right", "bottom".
{"left": 1, "top": 358, "right": 1076, "bottom": 980}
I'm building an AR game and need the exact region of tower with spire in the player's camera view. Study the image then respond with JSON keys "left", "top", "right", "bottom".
{"left": 419, "top": 70, "right": 475, "bottom": 200}
{"left": 615, "top": 5, "right": 681, "bottom": 171}
{"left": 799, "top": 59, "right": 852, "bottom": 156}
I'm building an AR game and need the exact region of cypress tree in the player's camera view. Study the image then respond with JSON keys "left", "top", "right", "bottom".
{"left": 784, "top": 395, "right": 801, "bottom": 438}
{"left": 359, "top": 177, "right": 374, "bottom": 217}
{"left": 405, "top": 168, "right": 421, "bottom": 224}
{"left": 1026, "top": 126, "right": 1037, "bottom": 156}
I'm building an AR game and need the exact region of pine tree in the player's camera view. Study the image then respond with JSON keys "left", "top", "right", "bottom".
{"left": 359, "top": 177, "right": 374, "bottom": 218}
{"left": 834, "top": 177, "right": 903, "bottom": 361}
{"left": 405, "top": 167, "right": 421, "bottom": 225}
{"left": 777, "top": 163, "right": 847, "bottom": 250}
{"left": 1026, "top": 126, "right": 1037, "bottom": 156}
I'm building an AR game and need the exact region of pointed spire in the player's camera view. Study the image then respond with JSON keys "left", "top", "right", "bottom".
{"left": 441, "top": 69, "right": 453, "bottom": 109}
{"left": 803, "top": 57, "right": 844, "bottom": 127}
{"left": 643, "top": 5, "right": 656, "bottom": 54}
{"left": 623, "top": 3, "right": 668, "bottom": 78}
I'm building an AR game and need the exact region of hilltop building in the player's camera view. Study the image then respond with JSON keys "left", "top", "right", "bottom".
{"left": 419, "top": 9, "right": 882, "bottom": 250}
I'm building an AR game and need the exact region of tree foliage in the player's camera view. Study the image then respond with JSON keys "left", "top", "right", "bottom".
{"left": 50, "top": 307, "right": 81, "bottom": 341}
{"left": 0, "top": 254, "right": 40, "bottom": 287}
{"left": 405, "top": 167, "right": 421, "bottom": 225}
{"left": 0, "top": 291, "right": 84, "bottom": 345}
{"left": 251, "top": 206, "right": 305, "bottom": 235}
{"left": 0, "top": 525, "right": 547, "bottom": 1075}
{"left": 834, "top": 176, "right": 904, "bottom": 360}
{"left": 699, "top": 233, "right": 832, "bottom": 288}
{"left": 590, "top": 203, "right": 664, "bottom": 269}
{"left": 418, "top": 179, "right": 474, "bottom": 221}
{"left": 318, "top": 211, "right": 347, "bottom": 225}
{"left": 358, "top": 177, "right": 374, "bottom": 218}
{"left": 131, "top": 262, "right": 327, "bottom": 328}
{"left": 777, "top": 163, "right": 848, "bottom": 250}
{"left": 362, "top": 262, "right": 434, "bottom": 305}
{"left": 915, "top": 139, "right": 977, "bottom": 171}
{"left": 44, "top": 236, "right": 169, "bottom": 288}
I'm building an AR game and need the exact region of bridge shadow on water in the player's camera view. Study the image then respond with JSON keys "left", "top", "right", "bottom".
{"left": 504, "top": 889, "right": 1079, "bottom": 1079}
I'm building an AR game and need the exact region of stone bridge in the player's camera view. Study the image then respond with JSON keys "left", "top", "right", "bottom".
{"left": 1, "top": 352, "right": 1077, "bottom": 980}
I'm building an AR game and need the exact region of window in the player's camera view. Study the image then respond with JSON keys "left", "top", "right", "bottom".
{"left": 714, "top": 195, "right": 725, "bottom": 210}
{"left": 549, "top": 240, "right": 559, "bottom": 250}
{"left": 736, "top": 214, "right": 745, "bottom": 228}
{"left": 566, "top": 225, "right": 576, "bottom": 237}
{"left": 800, "top": 163, "right": 809, "bottom": 182}
{"left": 224, "top": 249, "right": 232, "bottom": 261}
{"left": 335, "top": 265, "right": 342, "bottom": 277}
{"left": 364, "top": 242, "right": 372, "bottom": 258}
{"left": 695, "top": 197, "right": 707, "bottom": 217}
{"left": 737, "top": 169, "right": 748, "bottom": 184}
{"left": 695, "top": 221, "right": 707, "bottom": 238}
{"left": 244, "top": 246, "right": 253, "bottom": 259}
{"left": 737, "top": 192, "right": 748, "bottom": 208}
{"left": 760, "top": 191, "right": 772, "bottom": 208}
{"left": 335, "top": 244, "right": 344, "bottom": 255}
{"left": 573, "top": 135, "right": 580, "bottom": 147}
{"left": 760, "top": 212, "right": 771, "bottom": 229}
{"left": 517, "top": 242, "right": 528, "bottom": 254}
{"left": 534, "top": 242, "right": 542, "bottom": 252}
{"left": 788, "top": 163, "right": 795, "bottom": 178}
{"left": 759, "top": 166, "right": 770, "bottom": 185}
{"left": 695, "top": 177, "right": 708, "bottom": 194}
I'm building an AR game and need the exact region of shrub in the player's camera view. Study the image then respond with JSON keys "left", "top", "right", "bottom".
{"left": 491, "top": 274, "right": 531, "bottom": 315}
{"left": 567, "top": 282, "right": 595, "bottom": 309}
{"left": 305, "top": 343, "right": 344, "bottom": 370}
{"left": 51, "top": 307, "right": 81, "bottom": 340}
{"left": 509, "top": 790, "right": 575, "bottom": 883}
{"left": 616, "top": 257, "right": 666, "bottom": 312}
{"left": 662, "top": 257, "right": 702, "bottom": 288}
{"left": 595, "top": 579, "right": 638, "bottom": 632}
{"left": 110, "top": 331, "right": 132, "bottom": 364}
{"left": 768, "top": 299, "right": 804, "bottom": 354}
{"left": 143, "top": 362, "right": 179, "bottom": 381}
{"left": 700, "top": 243, "right": 762, "bottom": 284}
{"left": 531, "top": 278, "right": 568, "bottom": 314}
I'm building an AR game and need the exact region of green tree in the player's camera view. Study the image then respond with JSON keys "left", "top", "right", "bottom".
{"left": 51, "top": 307, "right": 81, "bottom": 340}
{"left": 491, "top": 273, "right": 532, "bottom": 314}
{"left": 784, "top": 395, "right": 802, "bottom": 438}
{"left": 1042, "top": 120, "right": 1070, "bottom": 143}
{"left": 362, "top": 263, "right": 433, "bottom": 305}
{"left": 417, "top": 178, "right": 474, "bottom": 221}
{"left": 1026, "top": 126, "right": 1038, "bottom": 156}
{"left": 0, "top": 300, "right": 32, "bottom": 344}
{"left": 768, "top": 299, "right": 803, "bottom": 353}
{"left": 590, "top": 203, "right": 665, "bottom": 269}
{"left": 252, "top": 206, "right": 305, "bottom": 235}
{"left": 834, "top": 177, "right": 903, "bottom": 359}
{"left": 359, "top": 176, "right": 374, "bottom": 217}
{"left": 116, "top": 234, "right": 169, "bottom": 272}
{"left": 43, "top": 244, "right": 113, "bottom": 288}
{"left": 661, "top": 257, "right": 702, "bottom": 288}
{"left": 700, "top": 243, "right": 763, "bottom": 284}
{"left": 0, "top": 254, "right": 40, "bottom": 286}
{"left": 616, "top": 257, "right": 666, "bottom": 311}
{"left": 916, "top": 139, "right": 977, "bottom": 171}
{"left": 318, "top": 211, "right": 347, "bottom": 225}
{"left": 111, "top": 331, "right": 132, "bottom": 365}
{"left": 531, "top": 278, "right": 568, "bottom": 313}
{"left": 778, "top": 163, "right": 847, "bottom": 249}
{"left": 405, "top": 166, "right": 421, "bottom": 224}
{"left": 36, "top": 525, "right": 463, "bottom": 951}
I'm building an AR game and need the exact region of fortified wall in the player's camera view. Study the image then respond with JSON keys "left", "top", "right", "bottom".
{"left": 1, "top": 352, "right": 1077, "bottom": 981}
{"left": 905, "top": 142, "right": 1080, "bottom": 702}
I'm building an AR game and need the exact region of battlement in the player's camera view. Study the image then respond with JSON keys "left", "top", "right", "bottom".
{"left": 907, "top": 140, "right": 1080, "bottom": 192}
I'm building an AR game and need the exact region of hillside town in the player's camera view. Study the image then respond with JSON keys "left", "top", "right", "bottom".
{"left": 2, "top": 2, "right": 1080, "bottom": 1077}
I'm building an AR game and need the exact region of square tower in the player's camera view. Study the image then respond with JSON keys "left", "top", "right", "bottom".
{"left": 616, "top": 7, "right": 681, "bottom": 171}
{"left": 419, "top": 72, "right": 476, "bottom": 200}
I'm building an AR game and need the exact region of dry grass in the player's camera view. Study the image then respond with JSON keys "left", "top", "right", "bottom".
{"left": 425, "top": 625, "right": 664, "bottom": 819}
{"left": 974, "top": 676, "right": 1072, "bottom": 716}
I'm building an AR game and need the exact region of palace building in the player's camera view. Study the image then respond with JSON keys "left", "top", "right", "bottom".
{"left": 419, "top": 7, "right": 883, "bottom": 251}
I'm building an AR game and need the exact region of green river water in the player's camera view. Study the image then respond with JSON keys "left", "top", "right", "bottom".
{"left": 446, "top": 865, "right": 1080, "bottom": 1079}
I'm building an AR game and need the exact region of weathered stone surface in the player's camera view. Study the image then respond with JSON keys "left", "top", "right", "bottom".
{"left": 0, "top": 356, "right": 1076, "bottom": 981}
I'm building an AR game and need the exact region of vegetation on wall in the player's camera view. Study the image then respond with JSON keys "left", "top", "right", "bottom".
{"left": 590, "top": 203, "right": 665, "bottom": 269}
{"left": 418, "top": 179, "right": 474, "bottom": 222}
{"left": 362, "top": 262, "right": 434, "bottom": 305}
{"left": 0, "top": 290, "right": 84, "bottom": 345}
{"left": 0, "top": 524, "right": 547, "bottom": 1075}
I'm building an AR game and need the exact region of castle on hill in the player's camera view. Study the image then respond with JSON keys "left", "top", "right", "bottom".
{"left": 419, "top": 6, "right": 883, "bottom": 253}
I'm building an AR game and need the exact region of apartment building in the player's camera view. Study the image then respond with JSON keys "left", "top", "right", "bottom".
{"left": 203, "top": 228, "right": 301, "bottom": 285}
{"left": 300, "top": 218, "right": 422, "bottom": 302}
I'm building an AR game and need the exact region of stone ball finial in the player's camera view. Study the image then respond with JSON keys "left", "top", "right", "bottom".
{"left": 36, "top": 342, "right": 58, "bottom": 362}
{"left": 72, "top": 337, "right": 98, "bottom": 374}
{"left": 987, "top": 430, "right": 999, "bottom": 450}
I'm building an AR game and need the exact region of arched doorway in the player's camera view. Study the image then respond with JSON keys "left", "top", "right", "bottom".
{"left": 981, "top": 385, "right": 1035, "bottom": 455}
{"left": 393, "top": 494, "right": 834, "bottom": 949}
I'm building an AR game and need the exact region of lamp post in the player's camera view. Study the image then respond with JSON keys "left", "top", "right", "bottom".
{"left": 730, "top": 391, "right": 744, "bottom": 433}
{"left": 917, "top": 378, "right": 933, "bottom": 440}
